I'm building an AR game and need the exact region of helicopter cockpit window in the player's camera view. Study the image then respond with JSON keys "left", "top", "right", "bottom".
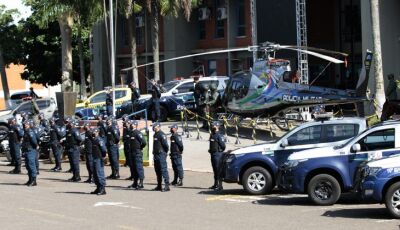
{"left": 225, "top": 72, "right": 251, "bottom": 102}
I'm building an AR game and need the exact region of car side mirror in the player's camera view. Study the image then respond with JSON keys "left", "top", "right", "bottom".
{"left": 352, "top": 143, "right": 361, "bottom": 152}
{"left": 172, "top": 89, "right": 178, "bottom": 94}
{"left": 281, "top": 139, "right": 288, "bottom": 148}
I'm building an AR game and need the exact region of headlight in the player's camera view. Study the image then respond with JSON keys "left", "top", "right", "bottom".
{"left": 365, "top": 166, "right": 382, "bottom": 177}
{"left": 284, "top": 159, "right": 308, "bottom": 168}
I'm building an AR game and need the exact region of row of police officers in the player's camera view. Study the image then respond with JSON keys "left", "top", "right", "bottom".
{"left": 5, "top": 113, "right": 226, "bottom": 194}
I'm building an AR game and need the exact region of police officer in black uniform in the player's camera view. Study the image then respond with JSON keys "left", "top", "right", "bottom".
{"left": 122, "top": 115, "right": 131, "bottom": 171}
{"left": 152, "top": 122, "right": 170, "bottom": 192}
{"left": 21, "top": 120, "right": 38, "bottom": 186}
{"left": 96, "top": 114, "right": 107, "bottom": 138}
{"left": 208, "top": 121, "right": 226, "bottom": 191}
{"left": 106, "top": 90, "right": 113, "bottom": 116}
{"left": 194, "top": 78, "right": 209, "bottom": 129}
{"left": 38, "top": 113, "right": 50, "bottom": 132}
{"left": 129, "top": 82, "right": 140, "bottom": 115}
{"left": 91, "top": 127, "right": 107, "bottom": 195}
{"left": 169, "top": 124, "right": 184, "bottom": 186}
{"left": 49, "top": 117, "right": 65, "bottom": 171}
{"left": 128, "top": 120, "right": 146, "bottom": 189}
{"left": 148, "top": 79, "right": 162, "bottom": 121}
{"left": 106, "top": 117, "right": 120, "bottom": 179}
{"left": 8, "top": 117, "right": 24, "bottom": 174}
{"left": 83, "top": 123, "right": 94, "bottom": 183}
{"left": 65, "top": 118, "right": 83, "bottom": 182}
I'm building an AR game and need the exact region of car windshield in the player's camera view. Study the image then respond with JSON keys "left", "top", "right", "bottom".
{"left": 161, "top": 81, "right": 180, "bottom": 93}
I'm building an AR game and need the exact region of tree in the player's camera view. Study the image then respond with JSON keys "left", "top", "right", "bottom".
{"left": 146, "top": 0, "right": 201, "bottom": 82}
{"left": 119, "top": 0, "right": 142, "bottom": 86}
{"left": 370, "top": 0, "right": 385, "bottom": 116}
{"left": 0, "top": 5, "right": 21, "bottom": 108}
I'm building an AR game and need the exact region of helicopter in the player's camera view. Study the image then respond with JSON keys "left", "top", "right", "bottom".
{"left": 121, "top": 42, "right": 373, "bottom": 124}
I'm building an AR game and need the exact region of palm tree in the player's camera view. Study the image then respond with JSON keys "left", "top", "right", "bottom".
{"left": 120, "top": 0, "right": 142, "bottom": 85}
{"left": 370, "top": 0, "right": 385, "bottom": 116}
{"left": 146, "top": 0, "right": 201, "bottom": 82}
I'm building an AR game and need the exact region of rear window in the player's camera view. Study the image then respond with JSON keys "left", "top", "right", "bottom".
{"left": 36, "top": 100, "right": 51, "bottom": 110}
{"left": 115, "top": 90, "right": 127, "bottom": 99}
{"left": 11, "top": 93, "right": 30, "bottom": 100}
{"left": 288, "top": 125, "right": 322, "bottom": 145}
{"left": 325, "top": 124, "right": 359, "bottom": 142}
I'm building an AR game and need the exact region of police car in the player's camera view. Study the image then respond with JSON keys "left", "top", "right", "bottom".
{"left": 221, "top": 117, "right": 367, "bottom": 195}
{"left": 117, "top": 76, "right": 228, "bottom": 121}
{"left": 279, "top": 120, "right": 400, "bottom": 205}
{"left": 360, "top": 154, "right": 400, "bottom": 218}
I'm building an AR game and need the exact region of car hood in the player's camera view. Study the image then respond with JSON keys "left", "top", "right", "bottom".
{"left": 0, "top": 110, "right": 12, "bottom": 118}
{"left": 367, "top": 154, "right": 400, "bottom": 169}
{"left": 231, "top": 141, "right": 276, "bottom": 155}
{"left": 288, "top": 146, "right": 337, "bottom": 160}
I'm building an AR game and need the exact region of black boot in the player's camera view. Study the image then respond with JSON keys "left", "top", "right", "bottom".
{"left": 209, "top": 180, "right": 218, "bottom": 190}
{"left": 162, "top": 184, "right": 170, "bottom": 192}
{"left": 137, "top": 179, "right": 144, "bottom": 190}
{"left": 171, "top": 178, "right": 178, "bottom": 186}
{"left": 97, "top": 187, "right": 106, "bottom": 195}
{"left": 9, "top": 168, "right": 21, "bottom": 174}
{"left": 107, "top": 169, "right": 116, "bottom": 179}
{"left": 28, "top": 177, "right": 37, "bottom": 187}
{"left": 25, "top": 176, "right": 32, "bottom": 185}
{"left": 84, "top": 175, "right": 93, "bottom": 183}
{"left": 177, "top": 178, "right": 183, "bottom": 187}
{"left": 152, "top": 184, "right": 162, "bottom": 191}
{"left": 115, "top": 170, "right": 120, "bottom": 179}
{"left": 214, "top": 180, "right": 223, "bottom": 191}
{"left": 73, "top": 173, "right": 81, "bottom": 182}
{"left": 90, "top": 187, "right": 100, "bottom": 194}
{"left": 128, "top": 180, "right": 138, "bottom": 189}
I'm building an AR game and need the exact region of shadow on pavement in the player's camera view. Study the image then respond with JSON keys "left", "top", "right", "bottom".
{"left": 322, "top": 207, "right": 391, "bottom": 220}
{"left": 0, "top": 182, "right": 27, "bottom": 186}
{"left": 55, "top": 191, "right": 91, "bottom": 195}
{"left": 40, "top": 178, "right": 70, "bottom": 182}
{"left": 198, "top": 188, "right": 248, "bottom": 196}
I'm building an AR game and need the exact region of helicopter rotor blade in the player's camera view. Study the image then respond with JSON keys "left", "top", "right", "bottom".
{"left": 280, "top": 45, "right": 348, "bottom": 57}
{"left": 121, "top": 47, "right": 251, "bottom": 72}
{"left": 279, "top": 46, "right": 345, "bottom": 64}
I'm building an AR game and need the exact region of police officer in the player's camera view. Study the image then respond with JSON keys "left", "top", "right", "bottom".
{"left": 122, "top": 115, "right": 131, "bottom": 171}
{"left": 8, "top": 117, "right": 24, "bottom": 173}
{"left": 169, "top": 124, "right": 184, "bottom": 186}
{"left": 106, "top": 117, "right": 120, "bottom": 179}
{"left": 21, "top": 120, "right": 38, "bottom": 186}
{"left": 96, "top": 114, "right": 107, "bottom": 138}
{"left": 129, "top": 82, "right": 140, "bottom": 115}
{"left": 83, "top": 123, "right": 94, "bottom": 183}
{"left": 152, "top": 122, "right": 170, "bottom": 192}
{"left": 208, "top": 121, "right": 226, "bottom": 191}
{"left": 49, "top": 117, "right": 64, "bottom": 171}
{"left": 106, "top": 90, "right": 113, "bottom": 116}
{"left": 90, "top": 127, "right": 107, "bottom": 195}
{"left": 194, "top": 78, "right": 209, "bottom": 129}
{"left": 148, "top": 79, "right": 162, "bottom": 121}
{"left": 65, "top": 118, "right": 83, "bottom": 182}
{"left": 38, "top": 113, "right": 50, "bottom": 132}
{"left": 31, "top": 120, "right": 41, "bottom": 174}
{"left": 128, "top": 120, "right": 146, "bottom": 189}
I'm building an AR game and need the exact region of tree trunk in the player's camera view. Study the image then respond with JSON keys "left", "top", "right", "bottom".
{"left": 58, "top": 13, "right": 74, "bottom": 92}
{"left": 370, "top": 0, "right": 385, "bottom": 116}
{"left": 77, "top": 19, "right": 87, "bottom": 99}
{"left": 0, "top": 46, "right": 10, "bottom": 108}
{"left": 151, "top": 0, "right": 160, "bottom": 82}
{"left": 125, "top": 0, "right": 139, "bottom": 85}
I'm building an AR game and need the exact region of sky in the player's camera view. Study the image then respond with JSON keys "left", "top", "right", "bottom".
{"left": 0, "top": 0, "right": 32, "bottom": 21}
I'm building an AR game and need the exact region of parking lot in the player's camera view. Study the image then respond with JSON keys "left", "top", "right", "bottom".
{"left": 0, "top": 156, "right": 399, "bottom": 230}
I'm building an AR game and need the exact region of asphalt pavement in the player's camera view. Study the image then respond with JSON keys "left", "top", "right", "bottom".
{"left": 0, "top": 157, "right": 399, "bottom": 230}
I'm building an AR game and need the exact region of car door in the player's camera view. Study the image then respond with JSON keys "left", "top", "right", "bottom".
{"left": 174, "top": 82, "right": 195, "bottom": 110}
{"left": 89, "top": 92, "right": 107, "bottom": 109}
{"left": 274, "top": 125, "right": 323, "bottom": 165}
{"left": 348, "top": 128, "right": 398, "bottom": 186}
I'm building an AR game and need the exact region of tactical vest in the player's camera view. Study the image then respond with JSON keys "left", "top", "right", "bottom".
{"left": 130, "top": 130, "right": 141, "bottom": 150}
{"left": 49, "top": 126, "right": 58, "bottom": 142}
{"left": 66, "top": 129, "right": 77, "bottom": 146}
{"left": 92, "top": 138, "right": 102, "bottom": 158}
{"left": 153, "top": 132, "right": 163, "bottom": 154}
{"left": 209, "top": 134, "right": 220, "bottom": 153}
{"left": 8, "top": 126, "right": 19, "bottom": 143}
{"left": 21, "top": 130, "right": 34, "bottom": 151}
{"left": 84, "top": 131, "right": 93, "bottom": 153}
{"left": 106, "top": 128, "right": 116, "bottom": 145}
{"left": 170, "top": 134, "right": 181, "bottom": 154}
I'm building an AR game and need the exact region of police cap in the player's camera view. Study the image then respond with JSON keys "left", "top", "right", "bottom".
{"left": 153, "top": 122, "right": 161, "bottom": 128}
{"left": 211, "top": 121, "right": 221, "bottom": 127}
{"left": 169, "top": 124, "right": 178, "bottom": 129}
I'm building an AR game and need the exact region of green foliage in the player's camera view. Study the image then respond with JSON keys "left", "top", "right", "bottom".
{"left": 0, "top": 5, "right": 23, "bottom": 65}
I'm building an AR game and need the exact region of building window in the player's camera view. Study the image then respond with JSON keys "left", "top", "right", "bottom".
{"left": 121, "top": 18, "right": 128, "bottom": 46}
{"left": 208, "top": 60, "right": 217, "bottom": 76}
{"left": 237, "top": 0, "right": 245, "bottom": 36}
{"left": 135, "top": 14, "right": 145, "bottom": 46}
{"left": 199, "top": 20, "right": 206, "bottom": 40}
{"left": 215, "top": 0, "right": 225, "bottom": 38}
{"left": 136, "top": 27, "right": 143, "bottom": 46}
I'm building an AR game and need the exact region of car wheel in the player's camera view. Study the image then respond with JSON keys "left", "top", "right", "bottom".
{"left": 308, "top": 174, "right": 341, "bottom": 205}
{"left": 385, "top": 182, "right": 400, "bottom": 218}
{"left": 242, "top": 166, "right": 273, "bottom": 195}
